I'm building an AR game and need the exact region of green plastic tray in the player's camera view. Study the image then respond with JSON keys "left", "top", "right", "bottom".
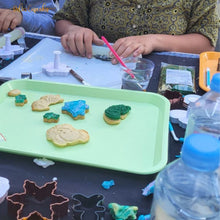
{"left": 0, "top": 80, "right": 170, "bottom": 174}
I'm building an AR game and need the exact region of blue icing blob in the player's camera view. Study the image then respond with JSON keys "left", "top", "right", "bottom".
{"left": 62, "top": 100, "right": 89, "bottom": 118}
{"left": 102, "top": 180, "right": 115, "bottom": 189}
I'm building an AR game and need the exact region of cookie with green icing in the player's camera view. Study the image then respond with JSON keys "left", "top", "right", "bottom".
{"left": 15, "top": 94, "right": 27, "bottom": 106}
{"left": 43, "top": 112, "right": 60, "bottom": 123}
{"left": 103, "top": 104, "right": 131, "bottom": 125}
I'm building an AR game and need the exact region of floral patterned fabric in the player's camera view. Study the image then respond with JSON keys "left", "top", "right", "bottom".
{"left": 54, "top": 0, "right": 220, "bottom": 46}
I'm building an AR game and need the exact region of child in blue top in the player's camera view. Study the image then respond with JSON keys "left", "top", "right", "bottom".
{"left": 0, "top": 0, "right": 57, "bottom": 35}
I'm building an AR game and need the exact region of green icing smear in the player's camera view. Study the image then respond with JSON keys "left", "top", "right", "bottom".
{"left": 105, "top": 104, "right": 131, "bottom": 120}
{"left": 15, "top": 94, "right": 27, "bottom": 103}
{"left": 108, "top": 203, "right": 138, "bottom": 220}
{"left": 43, "top": 112, "right": 60, "bottom": 120}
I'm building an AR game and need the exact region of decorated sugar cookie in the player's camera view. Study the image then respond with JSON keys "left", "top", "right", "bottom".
{"left": 15, "top": 94, "right": 27, "bottom": 106}
{"left": 43, "top": 112, "right": 60, "bottom": 123}
{"left": 62, "top": 100, "right": 89, "bottom": 120}
{"left": 103, "top": 104, "right": 131, "bottom": 125}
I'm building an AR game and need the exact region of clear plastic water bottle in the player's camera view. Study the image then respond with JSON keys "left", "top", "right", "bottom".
{"left": 150, "top": 133, "right": 220, "bottom": 220}
{"left": 185, "top": 73, "right": 220, "bottom": 139}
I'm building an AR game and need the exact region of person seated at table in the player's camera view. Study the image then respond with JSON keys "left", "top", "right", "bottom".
{"left": 54, "top": 0, "right": 219, "bottom": 63}
{"left": 0, "top": 0, "right": 57, "bottom": 35}
{"left": 58, "top": 0, "right": 66, "bottom": 9}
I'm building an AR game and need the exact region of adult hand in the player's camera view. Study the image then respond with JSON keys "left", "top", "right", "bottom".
{"left": 111, "top": 35, "right": 154, "bottom": 64}
{"left": 0, "top": 9, "right": 23, "bottom": 32}
{"left": 61, "top": 25, "right": 104, "bottom": 58}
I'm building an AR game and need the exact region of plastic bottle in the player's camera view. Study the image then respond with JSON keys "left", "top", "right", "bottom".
{"left": 150, "top": 133, "right": 220, "bottom": 220}
{"left": 185, "top": 73, "right": 220, "bottom": 139}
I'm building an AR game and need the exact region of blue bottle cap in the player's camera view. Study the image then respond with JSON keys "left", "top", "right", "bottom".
{"left": 210, "top": 73, "right": 220, "bottom": 93}
{"left": 182, "top": 134, "right": 220, "bottom": 171}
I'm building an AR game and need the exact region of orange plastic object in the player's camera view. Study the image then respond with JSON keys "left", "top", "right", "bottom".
{"left": 7, "top": 180, "right": 69, "bottom": 220}
{"left": 199, "top": 51, "right": 220, "bottom": 91}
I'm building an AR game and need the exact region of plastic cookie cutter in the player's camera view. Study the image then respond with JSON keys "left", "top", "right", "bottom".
{"left": 0, "top": 34, "right": 24, "bottom": 60}
{"left": 72, "top": 193, "right": 106, "bottom": 220}
{"left": 170, "top": 109, "right": 188, "bottom": 129}
{"left": 42, "top": 50, "right": 71, "bottom": 76}
{"left": 7, "top": 179, "right": 69, "bottom": 220}
{"left": 183, "top": 94, "right": 201, "bottom": 109}
{"left": 0, "top": 176, "right": 10, "bottom": 204}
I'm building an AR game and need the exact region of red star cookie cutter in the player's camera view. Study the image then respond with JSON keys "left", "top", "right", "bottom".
{"left": 7, "top": 179, "right": 69, "bottom": 220}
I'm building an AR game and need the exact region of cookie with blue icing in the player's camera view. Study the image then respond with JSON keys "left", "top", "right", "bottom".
{"left": 62, "top": 100, "right": 89, "bottom": 120}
